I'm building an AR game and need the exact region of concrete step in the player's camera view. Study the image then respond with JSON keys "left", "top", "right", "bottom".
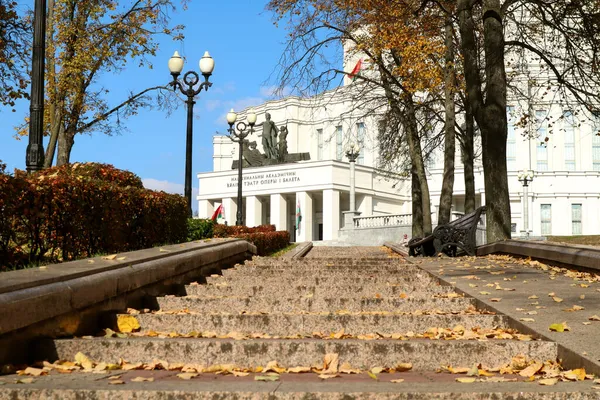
{"left": 205, "top": 274, "right": 441, "bottom": 288}
{"left": 38, "top": 337, "right": 557, "bottom": 371}
{"left": 244, "top": 259, "right": 406, "bottom": 268}
{"left": 183, "top": 283, "right": 454, "bottom": 298}
{"left": 220, "top": 266, "right": 425, "bottom": 277}
{"left": 0, "top": 377, "right": 595, "bottom": 400}
{"left": 154, "top": 296, "right": 477, "bottom": 314}
{"left": 127, "top": 314, "right": 507, "bottom": 336}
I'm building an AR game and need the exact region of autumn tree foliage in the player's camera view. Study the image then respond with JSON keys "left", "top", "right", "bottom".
{"left": 268, "top": 0, "right": 458, "bottom": 237}
{"left": 0, "top": 0, "right": 29, "bottom": 111}
{"left": 16, "top": 0, "right": 185, "bottom": 167}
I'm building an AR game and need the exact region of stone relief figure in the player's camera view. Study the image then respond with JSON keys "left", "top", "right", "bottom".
{"left": 257, "top": 112, "right": 279, "bottom": 159}
{"left": 278, "top": 125, "right": 289, "bottom": 161}
{"left": 242, "top": 140, "right": 266, "bottom": 167}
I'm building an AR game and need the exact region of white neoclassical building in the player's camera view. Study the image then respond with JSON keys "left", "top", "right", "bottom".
{"left": 197, "top": 87, "right": 411, "bottom": 242}
{"left": 198, "top": 45, "right": 600, "bottom": 242}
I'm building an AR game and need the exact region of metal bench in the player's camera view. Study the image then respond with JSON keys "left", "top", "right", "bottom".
{"left": 408, "top": 206, "right": 486, "bottom": 257}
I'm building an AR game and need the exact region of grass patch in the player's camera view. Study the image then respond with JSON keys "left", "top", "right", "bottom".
{"left": 267, "top": 243, "right": 298, "bottom": 257}
{"left": 547, "top": 235, "right": 600, "bottom": 247}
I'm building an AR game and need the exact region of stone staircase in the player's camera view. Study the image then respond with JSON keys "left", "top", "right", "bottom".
{"left": 10, "top": 246, "right": 595, "bottom": 398}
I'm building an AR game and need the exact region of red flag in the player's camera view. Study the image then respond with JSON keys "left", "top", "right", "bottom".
{"left": 211, "top": 204, "right": 224, "bottom": 221}
{"left": 347, "top": 59, "right": 363, "bottom": 81}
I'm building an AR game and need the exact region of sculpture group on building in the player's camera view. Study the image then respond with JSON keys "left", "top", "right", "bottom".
{"left": 232, "top": 111, "right": 309, "bottom": 169}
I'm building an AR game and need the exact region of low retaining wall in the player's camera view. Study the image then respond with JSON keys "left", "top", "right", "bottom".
{"left": 477, "top": 240, "right": 600, "bottom": 271}
{"left": 338, "top": 226, "right": 412, "bottom": 246}
{"left": 0, "top": 238, "right": 256, "bottom": 364}
{"left": 282, "top": 242, "right": 313, "bottom": 259}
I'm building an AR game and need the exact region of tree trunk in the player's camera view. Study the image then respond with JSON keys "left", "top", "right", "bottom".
{"left": 411, "top": 164, "right": 424, "bottom": 238}
{"left": 481, "top": 0, "right": 511, "bottom": 241}
{"left": 438, "top": 15, "right": 456, "bottom": 225}
{"left": 458, "top": 0, "right": 511, "bottom": 242}
{"left": 56, "top": 130, "right": 74, "bottom": 166}
{"left": 463, "top": 103, "right": 476, "bottom": 214}
{"left": 43, "top": 0, "right": 57, "bottom": 168}
{"left": 44, "top": 111, "right": 62, "bottom": 168}
{"left": 404, "top": 93, "right": 432, "bottom": 235}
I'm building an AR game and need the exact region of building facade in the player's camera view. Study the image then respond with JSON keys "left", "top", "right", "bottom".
{"left": 198, "top": 47, "right": 600, "bottom": 241}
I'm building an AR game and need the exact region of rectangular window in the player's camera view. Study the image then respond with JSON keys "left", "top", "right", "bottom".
{"left": 541, "top": 204, "right": 552, "bottom": 235}
{"left": 335, "top": 126, "right": 343, "bottom": 160}
{"left": 536, "top": 110, "right": 548, "bottom": 171}
{"left": 356, "top": 122, "right": 365, "bottom": 165}
{"left": 506, "top": 106, "right": 516, "bottom": 171}
{"left": 317, "top": 129, "right": 323, "bottom": 160}
{"left": 572, "top": 204, "right": 582, "bottom": 235}
{"left": 564, "top": 111, "right": 575, "bottom": 171}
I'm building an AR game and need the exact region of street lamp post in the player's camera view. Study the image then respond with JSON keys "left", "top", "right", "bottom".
{"left": 168, "top": 51, "right": 214, "bottom": 217}
{"left": 226, "top": 109, "right": 257, "bottom": 226}
{"left": 345, "top": 142, "right": 360, "bottom": 212}
{"left": 517, "top": 169, "right": 534, "bottom": 237}
{"left": 26, "top": 0, "right": 47, "bottom": 173}
{"left": 343, "top": 143, "right": 361, "bottom": 229}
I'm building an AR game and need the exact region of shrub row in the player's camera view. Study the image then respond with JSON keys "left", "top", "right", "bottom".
{"left": 187, "top": 218, "right": 215, "bottom": 241}
{"left": 0, "top": 163, "right": 187, "bottom": 270}
{"left": 212, "top": 223, "right": 288, "bottom": 255}
{"left": 213, "top": 224, "right": 276, "bottom": 238}
{"left": 235, "top": 231, "right": 290, "bottom": 256}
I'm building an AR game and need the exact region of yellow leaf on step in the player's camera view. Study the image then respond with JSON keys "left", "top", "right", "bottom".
{"left": 323, "top": 353, "right": 339, "bottom": 374}
{"left": 318, "top": 373, "right": 338, "bottom": 380}
{"left": 117, "top": 315, "right": 140, "bottom": 333}
{"left": 287, "top": 366, "right": 311, "bottom": 373}
{"left": 177, "top": 373, "right": 198, "bottom": 380}
{"left": 519, "top": 361, "right": 543, "bottom": 377}
{"left": 456, "top": 377, "right": 476, "bottom": 383}
{"left": 367, "top": 371, "right": 379, "bottom": 380}
{"left": 539, "top": 378, "right": 558, "bottom": 386}
{"left": 74, "top": 352, "right": 93, "bottom": 370}
{"left": 130, "top": 377, "right": 154, "bottom": 382}
{"left": 395, "top": 363, "right": 413, "bottom": 372}
{"left": 563, "top": 368, "right": 586, "bottom": 381}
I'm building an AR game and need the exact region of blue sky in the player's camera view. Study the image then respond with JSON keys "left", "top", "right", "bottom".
{"left": 0, "top": 0, "right": 299, "bottom": 211}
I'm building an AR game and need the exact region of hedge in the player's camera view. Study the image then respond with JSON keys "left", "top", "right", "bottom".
{"left": 235, "top": 231, "right": 290, "bottom": 256}
{"left": 187, "top": 218, "right": 215, "bottom": 241}
{"left": 0, "top": 163, "right": 187, "bottom": 270}
{"left": 213, "top": 224, "right": 276, "bottom": 238}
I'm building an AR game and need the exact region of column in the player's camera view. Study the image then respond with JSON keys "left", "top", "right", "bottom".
{"left": 323, "top": 189, "right": 340, "bottom": 240}
{"left": 270, "top": 194, "right": 288, "bottom": 231}
{"left": 359, "top": 195, "right": 373, "bottom": 216}
{"left": 198, "top": 200, "right": 214, "bottom": 219}
{"left": 295, "top": 191, "right": 313, "bottom": 242}
{"left": 222, "top": 198, "right": 237, "bottom": 226}
{"left": 246, "top": 196, "right": 263, "bottom": 227}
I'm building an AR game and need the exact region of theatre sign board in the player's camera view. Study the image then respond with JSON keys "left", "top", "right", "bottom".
{"left": 197, "top": 160, "right": 366, "bottom": 198}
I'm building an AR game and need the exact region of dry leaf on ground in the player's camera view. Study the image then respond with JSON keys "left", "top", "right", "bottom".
{"left": 117, "top": 315, "right": 140, "bottom": 333}
{"left": 177, "top": 373, "right": 198, "bottom": 380}
{"left": 130, "top": 377, "right": 154, "bottom": 382}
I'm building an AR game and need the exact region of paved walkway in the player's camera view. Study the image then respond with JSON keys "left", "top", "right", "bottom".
{"left": 416, "top": 253, "right": 600, "bottom": 374}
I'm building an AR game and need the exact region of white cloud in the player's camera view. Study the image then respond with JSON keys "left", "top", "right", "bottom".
{"left": 211, "top": 81, "right": 236, "bottom": 95}
{"left": 214, "top": 96, "right": 266, "bottom": 124}
{"left": 142, "top": 178, "right": 199, "bottom": 211}
{"left": 260, "top": 85, "right": 292, "bottom": 98}
{"left": 143, "top": 178, "right": 185, "bottom": 194}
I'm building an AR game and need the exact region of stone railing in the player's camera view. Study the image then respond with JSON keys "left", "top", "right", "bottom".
{"left": 353, "top": 213, "right": 413, "bottom": 228}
